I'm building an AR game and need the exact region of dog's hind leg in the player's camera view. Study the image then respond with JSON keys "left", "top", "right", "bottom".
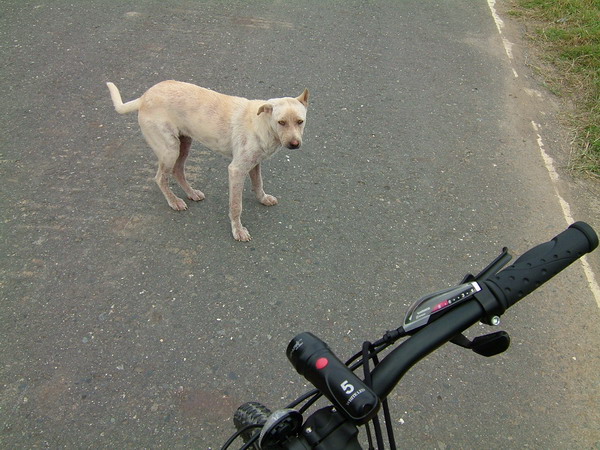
{"left": 141, "top": 123, "right": 189, "bottom": 211}
{"left": 156, "top": 157, "right": 188, "bottom": 211}
{"left": 174, "top": 135, "right": 205, "bottom": 202}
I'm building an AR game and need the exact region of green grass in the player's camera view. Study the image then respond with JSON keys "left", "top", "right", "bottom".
{"left": 512, "top": 0, "right": 600, "bottom": 176}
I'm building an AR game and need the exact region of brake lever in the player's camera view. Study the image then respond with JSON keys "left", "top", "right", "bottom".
{"left": 450, "top": 331, "right": 511, "bottom": 357}
{"left": 461, "top": 247, "right": 512, "bottom": 283}
{"left": 475, "top": 247, "right": 512, "bottom": 280}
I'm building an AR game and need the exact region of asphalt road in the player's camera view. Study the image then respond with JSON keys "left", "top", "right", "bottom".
{"left": 1, "top": 1, "right": 599, "bottom": 449}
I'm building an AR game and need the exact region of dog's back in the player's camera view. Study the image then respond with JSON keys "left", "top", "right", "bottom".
{"left": 139, "top": 81, "right": 253, "bottom": 155}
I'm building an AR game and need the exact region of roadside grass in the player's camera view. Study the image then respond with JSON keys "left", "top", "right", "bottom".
{"left": 509, "top": 0, "right": 600, "bottom": 177}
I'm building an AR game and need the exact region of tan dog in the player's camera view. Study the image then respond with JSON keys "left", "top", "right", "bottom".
{"left": 106, "top": 80, "right": 309, "bottom": 241}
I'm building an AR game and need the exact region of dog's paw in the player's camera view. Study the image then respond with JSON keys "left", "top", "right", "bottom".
{"left": 260, "top": 194, "right": 278, "bottom": 206}
{"left": 233, "top": 226, "right": 252, "bottom": 242}
{"left": 169, "top": 197, "right": 188, "bottom": 211}
{"left": 188, "top": 190, "right": 205, "bottom": 202}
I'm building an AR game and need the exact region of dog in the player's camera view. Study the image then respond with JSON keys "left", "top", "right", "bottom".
{"left": 106, "top": 80, "right": 309, "bottom": 241}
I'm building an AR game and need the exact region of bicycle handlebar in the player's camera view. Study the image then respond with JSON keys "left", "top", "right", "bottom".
{"left": 370, "top": 221, "right": 598, "bottom": 400}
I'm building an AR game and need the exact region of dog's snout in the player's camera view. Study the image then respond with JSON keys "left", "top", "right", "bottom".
{"left": 287, "top": 140, "right": 301, "bottom": 149}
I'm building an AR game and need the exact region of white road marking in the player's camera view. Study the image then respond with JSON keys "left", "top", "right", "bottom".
{"left": 531, "top": 121, "right": 600, "bottom": 308}
{"left": 487, "top": 0, "right": 519, "bottom": 78}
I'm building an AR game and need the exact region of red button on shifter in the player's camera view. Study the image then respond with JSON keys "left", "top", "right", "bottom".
{"left": 316, "top": 357, "right": 329, "bottom": 370}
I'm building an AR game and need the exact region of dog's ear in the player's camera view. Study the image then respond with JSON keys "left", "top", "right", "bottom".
{"left": 257, "top": 104, "right": 273, "bottom": 115}
{"left": 296, "top": 88, "right": 309, "bottom": 107}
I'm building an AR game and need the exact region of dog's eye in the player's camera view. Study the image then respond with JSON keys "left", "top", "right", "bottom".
{"left": 297, "top": 119, "right": 304, "bottom": 125}
{"left": 278, "top": 120, "right": 287, "bottom": 126}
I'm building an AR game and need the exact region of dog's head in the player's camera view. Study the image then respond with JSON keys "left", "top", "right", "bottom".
{"left": 257, "top": 89, "right": 309, "bottom": 149}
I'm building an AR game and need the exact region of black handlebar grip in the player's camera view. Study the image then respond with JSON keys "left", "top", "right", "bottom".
{"left": 484, "top": 222, "right": 598, "bottom": 310}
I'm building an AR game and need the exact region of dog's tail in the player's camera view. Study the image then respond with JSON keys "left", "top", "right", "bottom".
{"left": 106, "top": 82, "right": 141, "bottom": 114}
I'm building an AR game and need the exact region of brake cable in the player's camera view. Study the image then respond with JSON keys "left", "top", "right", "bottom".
{"left": 362, "top": 340, "right": 397, "bottom": 450}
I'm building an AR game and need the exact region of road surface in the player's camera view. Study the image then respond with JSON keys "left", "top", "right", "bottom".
{"left": 1, "top": 0, "right": 599, "bottom": 448}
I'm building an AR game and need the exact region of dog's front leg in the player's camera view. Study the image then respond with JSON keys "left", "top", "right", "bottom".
{"left": 249, "top": 164, "right": 278, "bottom": 206}
{"left": 228, "top": 164, "right": 252, "bottom": 241}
